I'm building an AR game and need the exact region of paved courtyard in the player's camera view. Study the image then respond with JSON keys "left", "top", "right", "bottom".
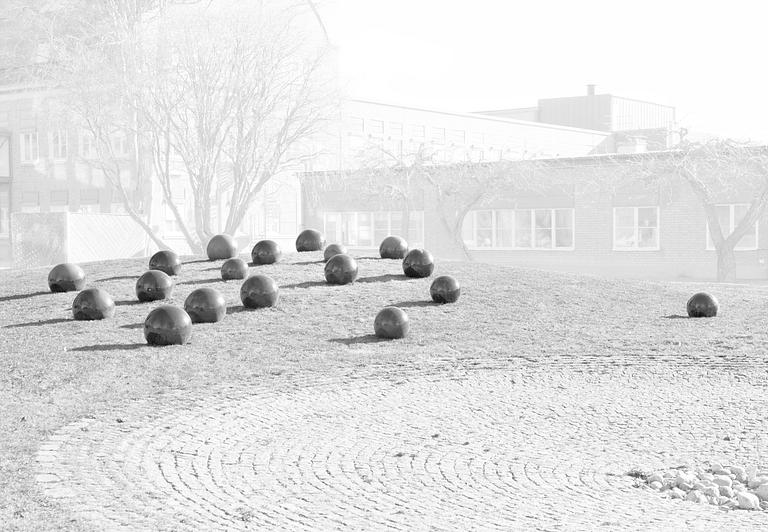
{"left": 36, "top": 360, "right": 768, "bottom": 530}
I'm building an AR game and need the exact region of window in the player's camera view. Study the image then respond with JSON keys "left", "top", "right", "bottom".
{"left": 389, "top": 122, "right": 403, "bottom": 137}
{"left": 447, "top": 129, "right": 466, "bottom": 145}
{"left": 0, "top": 186, "right": 9, "bottom": 237}
{"left": 323, "top": 211, "right": 425, "bottom": 248}
{"left": 706, "top": 204, "right": 758, "bottom": 250}
{"left": 368, "top": 120, "right": 384, "bottom": 137}
{"left": 463, "top": 209, "right": 575, "bottom": 250}
{"left": 50, "top": 190, "right": 69, "bottom": 212}
{"left": 0, "top": 136, "right": 9, "bottom": 178}
{"left": 112, "top": 134, "right": 129, "bottom": 157}
{"left": 20, "top": 131, "right": 38, "bottom": 163}
{"left": 613, "top": 206, "right": 659, "bottom": 250}
{"left": 79, "top": 189, "right": 99, "bottom": 205}
{"left": 52, "top": 129, "right": 68, "bottom": 160}
{"left": 21, "top": 191, "right": 39, "bottom": 213}
{"left": 431, "top": 127, "right": 446, "bottom": 144}
{"left": 410, "top": 125, "right": 426, "bottom": 140}
{"left": 80, "top": 132, "right": 97, "bottom": 159}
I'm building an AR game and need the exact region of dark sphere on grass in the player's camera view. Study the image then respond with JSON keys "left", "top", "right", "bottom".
{"left": 374, "top": 306, "right": 410, "bottom": 339}
{"left": 48, "top": 263, "right": 86, "bottom": 293}
{"left": 144, "top": 304, "right": 192, "bottom": 346}
{"left": 430, "top": 275, "right": 461, "bottom": 303}
{"left": 324, "top": 254, "right": 358, "bottom": 285}
{"left": 687, "top": 292, "right": 719, "bottom": 318}
{"left": 296, "top": 229, "right": 325, "bottom": 252}
{"left": 251, "top": 240, "right": 281, "bottom": 265}
{"left": 206, "top": 234, "right": 238, "bottom": 260}
{"left": 323, "top": 243, "right": 347, "bottom": 262}
{"left": 136, "top": 270, "right": 174, "bottom": 302}
{"left": 221, "top": 258, "right": 248, "bottom": 280}
{"left": 149, "top": 250, "right": 181, "bottom": 276}
{"left": 72, "top": 288, "right": 116, "bottom": 320}
{"left": 379, "top": 236, "right": 408, "bottom": 259}
{"left": 184, "top": 287, "right": 226, "bottom": 323}
{"left": 402, "top": 248, "right": 435, "bottom": 278}
{"left": 240, "top": 275, "right": 279, "bottom": 308}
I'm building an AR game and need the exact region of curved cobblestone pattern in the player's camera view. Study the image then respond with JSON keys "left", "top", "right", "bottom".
{"left": 36, "top": 366, "right": 768, "bottom": 530}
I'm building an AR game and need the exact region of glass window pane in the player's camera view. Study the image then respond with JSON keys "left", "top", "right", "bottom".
{"left": 0, "top": 137, "right": 9, "bottom": 177}
{"left": 515, "top": 210, "right": 532, "bottom": 248}
{"left": 476, "top": 210, "right": 492, "bottom": 247}
{"left": 390, "top": 211, "right": 403, "bottom": 235}
{"left": 534, "top": 209, "right": 552, "bottom": 230}
{"left": 342, "top": 212, "right": 357, "bottom": 245}
{"left": 373, "top": 212, "right": 389, "bottom": 244}
{"left": 614, "top": 207, "right": 634, "bottom": 228}
{"left": 411, "top": 211, "right": 424, "bottom": 247}
{"left": 358, "top": 212, "right": 372, "bottom": 247}
{"left": 614, "top": 226, "right": 635, "bottom": 248}
{"left": 325, "top": 212, "right": 340, "bottom": 243}
{"left": 555, "top": 228, "right": 573, "bottom": 248}
{"left": 535, "top": 228, "right": 552, "bottom": 248}
{"left": 497, "top": 210, "right": 514, "bottom": 247}
{"left": 637, "top": 207, "right": 657, "bottom": 228}
{"left": 555, "top": 209, "right": 573, "bottom": 229}
{"left": 0, "top": 186, "right": 8, "bottom": 236}
{"left": 638, "top": 227, "right": 658, "bottom": 248}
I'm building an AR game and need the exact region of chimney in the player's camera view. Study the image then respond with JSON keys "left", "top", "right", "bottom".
{"left": 587, "top": 84, "right": 595, "bottom": 96}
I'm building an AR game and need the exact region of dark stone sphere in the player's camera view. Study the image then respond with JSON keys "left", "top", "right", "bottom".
{"left": 184, "top": 287, "right": 226, "bottom": 323}
{"left": 402, "top": 248, "right": 435, "bottom": 278}
{"left": 48, "top": 263, "right": 86, "bottom": 293}
{"left": 240, "top": 275, "right": 279, "bottom": 309}
{"left": 430, "top": 275, "right": 461, "bottom": 304}
{"left": 379, "top": 236, "right": 408, "bottom": 259}
{"left": 251, "top": 240, "right": 281, "bottom": 265}
{"left": 374, "top": 306, "right": 410, "bottom": 339}
{"left": 324, "top": 254, "right": 358, "bottom": 285}
{"left": 206, "top": 234, "right": 238, "bottom": 260}
{"left": 221, "top": 258, "right": 248, "bottom": 280}
{"left": 72, "top": 288, "right": 116, "bottom": 320}
{"left": 148, "top": 250, "right": 182, "bottom": 276}
{"left": 135, "top": 270, "right": 174, "bottom": 302}
{"left": 323, "top": 243, "right": 348, "bottom": 262}
{"left": 296, "top": 229, "right": 325, "bottom": 252}
{"left": 144, "top": 305, "right": 192, "bottom": 346}
{"left": 687, "top": 292, "right": 719, "bottom": 318}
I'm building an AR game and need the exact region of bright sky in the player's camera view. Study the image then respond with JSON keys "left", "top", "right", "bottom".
{"left": 320, "top": 0, "right": 768, "bottom": 141}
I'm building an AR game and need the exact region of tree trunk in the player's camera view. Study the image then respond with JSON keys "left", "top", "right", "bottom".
{"left": 716, "top": 246, "right": 737, "bottom": 282}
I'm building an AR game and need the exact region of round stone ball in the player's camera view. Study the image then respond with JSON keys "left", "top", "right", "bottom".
{"left": 184, "top": 287, "right": 226, "bottom": 323}
{"left": 135, "top": 270, "right": 174, "bottom": 302}
{"left": 323, "top": 243, "right": 347, "bottom": 262}
{"left": 374, "top": 306, "right": 410, "bottom": 339}
{"left": 48, "top": 263, "right": 86, "bottom": 293}
{"left": 687, "top": 292, "right": 719, "bottom": 318}
{"left": 296, "top": 229, "right": 325, "bottom": 252}
{"left": 430, "top": 275, "right": 461, "bottom": 304}
{"left": 402, "top": 248, "right": 435, "bottom": 278}
{"left": 324, "top": 254, "right": 358, "bottom": 285}
{"left": 206, "top": 234, "right": 238, "bottom": 260}
{"left": 221, "top": 258, "right": 248, "bottom": 280}
{"left": 72, "top": 288, "right": 116, "bottom": 320}
{"left": 379, "top": 236, "right": 408, "bottom": 259}
{"left": 144, "top": 305, "right": 192, "bottom": 346}
{"left": 148, "top": 250, "right": 182, "bottom": 276}
{"left": 240, "top": 275, "right": 279, "bottom": 309}
{"left": 251, "top": 240, "right": 281, "bottom": 265}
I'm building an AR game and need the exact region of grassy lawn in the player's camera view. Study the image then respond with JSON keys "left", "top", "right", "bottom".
{"left": 2, "top": 251, "right": 767, "bottom": 530}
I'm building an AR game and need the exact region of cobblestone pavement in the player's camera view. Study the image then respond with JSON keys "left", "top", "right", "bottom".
{"left": 35, "top": 362, "right": 768, "bottom": 531}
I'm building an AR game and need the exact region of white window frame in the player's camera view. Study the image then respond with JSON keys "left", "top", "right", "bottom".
{"left": 464, "top": 208, "right": 575, "bottom": 251}
{"left": 705, "top": 203, "right": 759, "bottom": 251}
{"left": 20, "top": 131, "right": 38, "bottom": 164}
{"left": 51, "top": 129, "right": 68, "bottom": 161}
{"left": 612, "top": 206, "right": 660, "bottom": 251}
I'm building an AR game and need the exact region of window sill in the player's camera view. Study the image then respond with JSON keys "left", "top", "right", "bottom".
{"left": 612, "top": 247, "right": 661, "bottom": 252}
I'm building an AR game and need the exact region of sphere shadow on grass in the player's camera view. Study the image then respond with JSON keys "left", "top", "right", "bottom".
{"left": 68, "top": 343, "right": 149, "bottom": 352}
{"left": 0, "top": 290, "right": 51, "bottom": 303}
{"left": 327, "top": 334, "right": 389, "bottom": 345}
{"left": 3, "top": 317, "right": 72, "bottom": 328}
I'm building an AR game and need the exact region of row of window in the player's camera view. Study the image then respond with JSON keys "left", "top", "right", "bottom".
{"left": 348, "top": 117, "right": 493, "bottom": 148}
{"left": 323, "top": 211, "right": 425, "bottom": 249}
{"left": 462, "top": 204, "right": 758, "bottom": 251}
{"left": 16, "top": 130, "right": 130, "bottom": 164}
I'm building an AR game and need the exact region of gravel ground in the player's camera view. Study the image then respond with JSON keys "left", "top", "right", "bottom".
{"left": 2, "top": 251, "right": 768, "bottom": 530}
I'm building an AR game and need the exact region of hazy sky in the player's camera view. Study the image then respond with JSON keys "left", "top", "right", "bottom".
{"left": 320, "top": 0, "right": 767, "bottom": 141}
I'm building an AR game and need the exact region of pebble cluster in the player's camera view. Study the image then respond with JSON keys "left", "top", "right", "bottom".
{"left": 644, "top": 463, "right": 768, "bottom": 511}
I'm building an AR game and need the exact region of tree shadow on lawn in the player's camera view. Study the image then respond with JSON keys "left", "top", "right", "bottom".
{"left": 357, "top": 274, "right": 412, "bottom": 284}
{"left": 178, "top": 278, "right": 223, "bottom": 286}
{"left": 4, "top": 317, "right": 72, "bottom": 328}
{"left": 328, "top": 334, "right": 390, "bottom": 345}
{"left": 391, "top": 300, "right": 439, "bottom": 308}
{"left": 69, "top": 343, "right": 147, "bottom": 352}
{"left": 182, "top": 258, "right": 213, "bottom": 265}
{"left": 0, "top": 290, "right": 51, "bottom": 303}
{"left": 281, "top": 280, "right": 327, "bottom": 289}
{"left": 96, "top": 275, "right": 140, "bottom": 282}
{"left": 285, "top": 260, "right": 324, "bottom": 266}
{"left": 115, "top": 300, "right": 145, "bottom": 307}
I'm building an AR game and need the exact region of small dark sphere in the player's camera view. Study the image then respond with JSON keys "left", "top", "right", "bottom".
{"left": 206, "top": 234, "right": 238, "bottom": 260}
{"left": 135, "top": 270, "right": 174, "bottom": 302}
{"left": 221, "top": 258, "right": 248, "bottom": 280}
{"left": 240, "top": 275, "right": 279, "bottom": 309}
{"left": 48, "top": 263, "right": 86, "bottom": 293}
{"left": 251, "top": 240, "right": 282, "bottom": 265}
{"left": 148, "top": 250, "right": 182, "bottom": 276}
{"left": 295, "top": 229, "right": 325, "bottom": 252}
{"left": 144, "top": 305, "right": 192, "bottom": 346}
{"left": 379, "top": 236, "right": 408, "bottom": 259}
{"left": 184, "top": 287, "right": 226, "bottom": 323}
{"left": 402, "top": 248, "right": 435, "bottom": 278}
{"left": 374, "top": 306, "right": 410, "bottom": 339}
{"left": 72, "top": 288, "right": 116, "bottom": 320}
{"left": 687, "top": 292, "right": 719, "bottom": 318}
{"left": 323, "top": 243, "right": 348, "bottom": 262}
{"left": 430, "top": 275, "right": 461, "bottom": 304}
{"left": 324, "top": 254, "right": 358, "bottom": 285}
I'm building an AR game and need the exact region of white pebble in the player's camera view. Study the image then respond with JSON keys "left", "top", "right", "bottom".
{"left": 687, "top": 490, "right": 708, "bottom": 504}
{"left": 731, "top": 466, "right": 748, "bottom": 483}
{"left": 648, "top": 473, "right": 664, "bottom": 484}
{"left": 737, "top": 491, "right": 760, "bottom": 510}
{"left": 719, "top": 485, "right": 735, "bottom": 498}
{"left": 699, "top": 472, "right": 714, "bottom": 482}
{"left": 748, "top": 476, "right": 768, "bottom": 489}
{"left": 650, "top": 481, "right": 663, "bottom": 490}
{"left": 718, "top": 495, "right": 732, "bottom": 506}
{"left": 713, "top": 475, "right": 732, "bottom": 488}
{"left": 703, "top": 485, "right": 719, "bottom": 498}
{"left": 754, "top": 484, "right": 768, "bottom": 501}
{"left": 670, "top": 487, "right": 686, "bottom": 499}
